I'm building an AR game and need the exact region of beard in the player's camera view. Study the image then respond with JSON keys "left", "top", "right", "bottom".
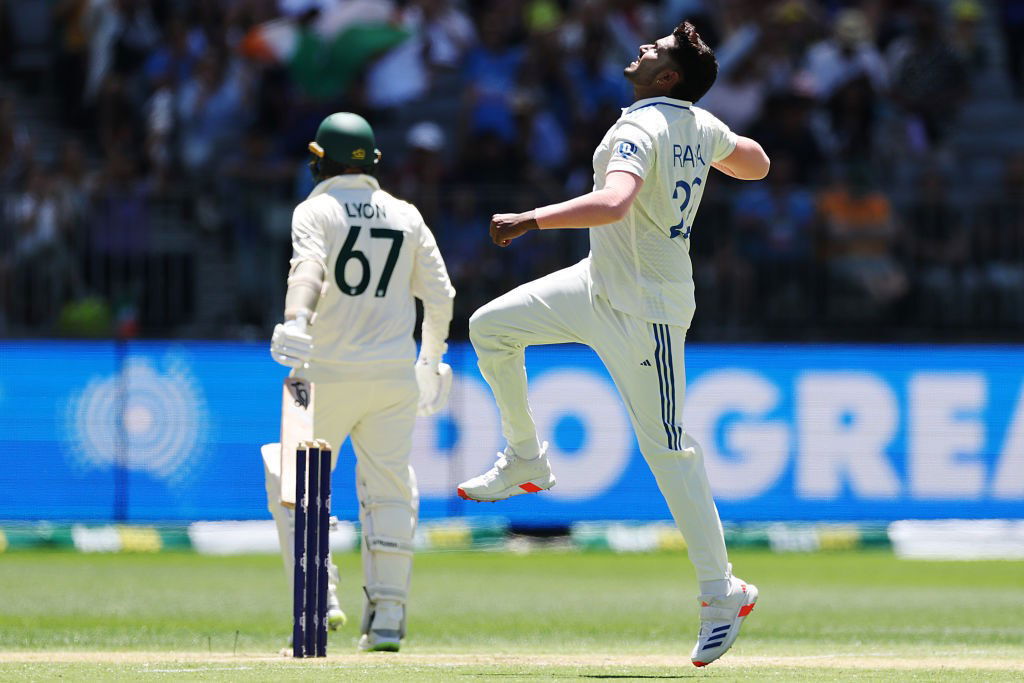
{"left": 624, "top": 62, "right": 658, "bottom": 86}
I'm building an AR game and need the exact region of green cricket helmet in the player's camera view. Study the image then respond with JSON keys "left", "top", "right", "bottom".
{"left": 308, "top": 112, "right": 382, "bottom": 170}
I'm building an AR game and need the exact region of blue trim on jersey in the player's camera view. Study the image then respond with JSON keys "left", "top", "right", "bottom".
{"left": 653, "top": 325, "right": 672, "bottom": 449}
{"left": 630, "top": 101, "right": 690, "bottom": 113}
{"left": 653, "top": 324, "right": 681, "bottom": 450}
{"left": 662, "top": 324, "right": 683, "bottom": 449}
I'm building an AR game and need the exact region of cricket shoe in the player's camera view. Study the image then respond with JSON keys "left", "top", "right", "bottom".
{"left": 456, "top": 442, "right": 555, "bottom": 502}
{"left": 358, "top": 600, "right": 403, "bottom": 652}
{"left": 691, "top": 568, "right": 758, "bottom": 667}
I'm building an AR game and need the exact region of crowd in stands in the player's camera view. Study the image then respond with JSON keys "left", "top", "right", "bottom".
{"left": 1, "top": 0, "right": 1023, "bottom": 340}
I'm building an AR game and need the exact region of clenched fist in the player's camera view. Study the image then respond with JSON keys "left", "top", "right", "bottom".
{"left": 489, "top": 211, "right": 539, "bottom": 247}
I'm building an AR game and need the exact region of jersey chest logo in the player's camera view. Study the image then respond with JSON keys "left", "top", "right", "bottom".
{"left": 616, "top": 141, "right": 638, "bottom": 158}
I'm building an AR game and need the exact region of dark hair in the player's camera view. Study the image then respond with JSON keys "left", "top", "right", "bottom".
{"left": 664, "top": 21, "right": 718, "bottom": 103}
{"left": 311, "top": 156, "right": 376, "bottom": 182}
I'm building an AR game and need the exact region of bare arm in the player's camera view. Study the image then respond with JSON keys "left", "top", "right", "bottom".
{"left": 488, "top": 171, "right": 644, "bottom": 246}
{"left": 712, "top": 136, "right": 770, "bottom": 180}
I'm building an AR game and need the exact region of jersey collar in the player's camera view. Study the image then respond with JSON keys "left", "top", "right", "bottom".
{"left": 625, "top": 96, "right": 692, "bottom": 113}
{"left": 309, "top": 173, "right": 381, "bottom": 198}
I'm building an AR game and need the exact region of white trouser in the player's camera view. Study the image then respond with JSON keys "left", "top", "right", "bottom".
{"left": 469, "top": 259, "right": 729, "bottom": 582}
{"left": 264, "top": 373, "right": 419, "bottom": 617}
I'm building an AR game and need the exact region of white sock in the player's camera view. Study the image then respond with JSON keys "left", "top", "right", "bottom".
{"left": 700, "top": 579, "right": 730, "bottom": 597}
{"left": 509, "top": 438, "right": 541, "bottom": 460}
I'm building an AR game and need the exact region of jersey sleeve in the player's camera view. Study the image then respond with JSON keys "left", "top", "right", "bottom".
{"left": 409, "top": 206, "right": 455, "bottom": 359}
{"left": 288, "top": 200, "right": 329, "bottom": 274}
{"left": 706, "top": 113, "right": 739, "bottom": 163}
{"left": 605, "top": 122, "right": 655, "bottom": 179}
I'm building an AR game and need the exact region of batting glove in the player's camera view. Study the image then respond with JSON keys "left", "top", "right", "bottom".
{"left": 270, "top": 316, "right": 313, "bottom": 369}
{"left": 414, "top": 356, "right": 453, "bottom": 416}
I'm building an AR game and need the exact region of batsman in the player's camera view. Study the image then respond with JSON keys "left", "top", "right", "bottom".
{"left": 261, "top": 112, "right": 456, "bottom": 652}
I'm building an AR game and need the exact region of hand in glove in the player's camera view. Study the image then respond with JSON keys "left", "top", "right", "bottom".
{"left": 414, "top": 356, "right": 453, "bottom": 416}
{"left": 270, "top": 315, "right": 313, "bottom": 369}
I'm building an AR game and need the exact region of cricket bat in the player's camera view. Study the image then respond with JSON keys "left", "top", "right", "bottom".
{"left": 280, "top": 377, "right": 315, "bottom": 508}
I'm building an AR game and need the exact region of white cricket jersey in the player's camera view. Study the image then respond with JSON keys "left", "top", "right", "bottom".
{"left": 589, "top": 96, "right": 737, "bottom": 328}
{"left": 289, "top": 174, "right": 455, "bottom": 376}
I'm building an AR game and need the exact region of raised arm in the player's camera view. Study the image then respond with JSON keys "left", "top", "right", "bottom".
{"left": 712, "top": 136, "right": 770, "bottom": 180}
{"left": 488, "top": 171, "right": 644, "bottom": 246}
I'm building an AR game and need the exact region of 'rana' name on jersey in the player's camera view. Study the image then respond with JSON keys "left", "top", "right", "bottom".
{"left": 673, "top": 144, "right": 705, "bottom": 168}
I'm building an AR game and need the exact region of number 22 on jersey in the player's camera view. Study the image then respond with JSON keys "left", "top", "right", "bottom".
{"left": 335, "top": 225, "right": 404, "bottom": 297}
{"left": 668, "top": 177, "right": 702, "bottom": 240}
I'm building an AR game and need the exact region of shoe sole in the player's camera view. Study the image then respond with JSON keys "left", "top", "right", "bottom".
{"left": 358, "top": 636, "right": 400, "bottom": 653}
{"left": 365, "top": 643, "right": 399, "bottom": 652}
{"left": 692, "top": 583, "right": 758, "bottom": 667}
{"left": 456, "top": 477, "right": 555, "bottom": 503}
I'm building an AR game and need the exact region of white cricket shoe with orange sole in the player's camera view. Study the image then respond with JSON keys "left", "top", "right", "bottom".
{"left": 691, "top": 568, "right": 758, "bottom": 667}
{"left": 457, "top": 442, "right": 556, "bottom": 502}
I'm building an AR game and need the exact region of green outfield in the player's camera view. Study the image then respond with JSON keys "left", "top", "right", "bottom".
{"left": 1, "top": 549, "right": 1022, "bottom": 681}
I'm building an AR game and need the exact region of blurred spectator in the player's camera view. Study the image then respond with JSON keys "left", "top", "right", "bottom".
{"left": 948, "top": 0, "right": 987, "bottom": 74}
{"left": 455, "top": 130, "right": 526, "bottom": 191}
{"left": 0, "top": 92, "right": 31, "bottom": 190}
{"left": 747, "top": 92, "right": 823, "bottom": 185}
{"left": 904, "top": 165, "right": 974, "bottom": 326}
{"left": 1002, "top": 0, "right": 1024, "bottom": 98}
{"left": 420, "top": 0, "right": 478, "bottom": 70}
{"left": 700, "top": 53, "right": 766, "bottom": 133}
{"left": 757, "top": 0, "right": 823, "bottom": 92}
{"left": 513, "top": 91, "right": 570, "bottom": 174}
{"left": 602, "top": 0, "right": 659, "bottom": 69}
{"left": 88, "top": 150, "right": 151, "bottom": 257}
{"left": 221, "top": 126, "right": 295, "bottom": 326}
{"left": 821, "top": 74, "right": 878, "bottom": 162}
{"left": 733, "top": 154, "right": 815, "bottom": 324}
{"left": 95, "top": 74, "right": 140, "bottom": 156}
{"left": 8, "top": 165, "right": 62, "bottom": 264}
{"left": 1, "top": 164, "right": 77, "bottom": 328}
{"left": 437, "top": 185, "right": 488, "bottom": 284}
{"left": 366, "top": 0, "right": 476, "bottom": 111}
{"left": 393, "top": 121, "right": 447, "bottom": 229}
{"left": 144, "top": 71, "right": 176, "bottom": 185}
{"left": 83, "top": 149, "right": 153, "bottom": 334}
{"left": 52, "top": 141, "right": 92, "bottom": 244}
{"left": 887, "top": 2, "right": 968, "bottom": 151}
{"left": 804, "top": 8, "right": 887, "bottom": 101}
{"left": 53, "top": 0, "right": 91, "bottom": 127}
{"left": 459, "top": 7, "right": 525, "bottom": 144}
{"left": 108, "top": 0, "right": 161, "bottom": 80}
{"left": 142, "top": 18, "right": 201, "bottom": 90}
{"left": 975, "top": 153, "right": 1024, "bottom": 327}
{"left": 83, "top": 0, "right": 160, "bottom": 103}
{"left": 818, "top": 164, "right": 908, "bottom": 320}
{"left": 564, "top": 24, "right": 632, "bottom": 124}
{"left": 177, "top": 53, "right": 249, "bottom": 176}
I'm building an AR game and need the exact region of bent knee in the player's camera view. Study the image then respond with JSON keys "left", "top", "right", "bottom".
{"left": 468, "top": 303, "right": 502, "bottom": 341}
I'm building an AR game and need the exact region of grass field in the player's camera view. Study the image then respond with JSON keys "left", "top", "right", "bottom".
{"left": 1, "top": 548, "right": 1023, "bottom": 681}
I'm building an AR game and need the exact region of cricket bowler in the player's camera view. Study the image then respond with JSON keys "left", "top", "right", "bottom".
{"left": 456, "top": 22, "right": 770, "bottom": 666}
{"left": 263, "top": 112, "right": 455, "bottom": 652}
